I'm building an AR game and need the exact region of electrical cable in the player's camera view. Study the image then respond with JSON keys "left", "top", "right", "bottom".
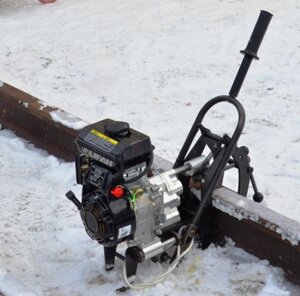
{"left": 122, "top": 238, "right": 194, "bottom": 290}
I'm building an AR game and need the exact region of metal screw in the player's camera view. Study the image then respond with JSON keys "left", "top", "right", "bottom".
{"left": 151, "top": 185, "right": 160, "bottom": 192}
{"left": 189, "top": 229, "right": 196, "bottom": 237}
{"left": 155, "top": 229, "right": 162, "bottom": 235}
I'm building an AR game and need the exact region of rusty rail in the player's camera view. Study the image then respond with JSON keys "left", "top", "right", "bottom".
{"left": 0, "top": 82, "right": 299, "bottom": 286}
{"left": 0, "top": 82, "right": 85, "bottom": 161}
{"left": 214, "top": 188, "right": 300, "bottom": 285}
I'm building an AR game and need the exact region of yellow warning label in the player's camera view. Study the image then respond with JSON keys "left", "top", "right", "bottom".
{"left": 91, "top": 129, "right": 118, "bottom": 145}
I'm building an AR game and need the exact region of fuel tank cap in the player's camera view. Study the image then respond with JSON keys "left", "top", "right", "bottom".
{"left": 105, "top": 121, "right": 130, "bottom": 137}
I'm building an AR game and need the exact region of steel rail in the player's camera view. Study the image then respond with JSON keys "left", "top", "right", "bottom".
{"left": 0, "top": 82, "right": 85, "bottom": 161}
{"left": 0, "top": 82, "right": 299, "bottom": 286}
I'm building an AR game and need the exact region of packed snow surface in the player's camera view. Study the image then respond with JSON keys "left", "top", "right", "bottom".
{"left": 0, "top": 0, "right": 300, "bottom": 295}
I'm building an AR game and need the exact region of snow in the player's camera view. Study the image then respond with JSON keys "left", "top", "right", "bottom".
{"left": 0, "top": 0, "right": 300, "bottom": 295}
{"left": 49, "top": 110, "right": 88, "bottom": 130}
{"left": 0, "top": 268, "right": 35, "bottom": 296}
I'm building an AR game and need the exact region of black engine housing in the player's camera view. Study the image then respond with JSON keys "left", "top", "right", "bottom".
{"left": 80, "top": 191, "right": 136, "bottom": 247}
{"left": 74, "top": 119, "right": 154, "bottom": 247}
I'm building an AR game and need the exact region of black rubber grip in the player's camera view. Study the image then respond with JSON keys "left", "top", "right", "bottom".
{"left": 229, "top": 10, "right": 273, "bottom": 99}
{"left": 241, "top": 10, "right": 273, "bottom": 59}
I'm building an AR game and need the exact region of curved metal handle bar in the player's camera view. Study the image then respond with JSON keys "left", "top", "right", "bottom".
{"left": 173, "top": 95, "right": 245, "bottom": 169}
{"left": 176, "top": 96, "right": 246, "bottom": 242}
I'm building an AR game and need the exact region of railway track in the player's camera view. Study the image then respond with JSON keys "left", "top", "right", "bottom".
{"left": 0, "top": 81, "right": 299, "bottom": 287}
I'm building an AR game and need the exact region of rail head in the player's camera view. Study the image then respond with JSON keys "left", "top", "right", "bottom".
{"left": 213, "top": 187, "right": 300, "bottom": 246}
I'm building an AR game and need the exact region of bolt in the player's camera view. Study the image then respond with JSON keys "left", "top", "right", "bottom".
{"left": 155, "top": 229, "right": 162, "bottom": 235}
{"left": 189, "top": 229, "right": 196, "bottom": 237}
{"left": 151, "top": 185, "right": 160, "bottom": 192}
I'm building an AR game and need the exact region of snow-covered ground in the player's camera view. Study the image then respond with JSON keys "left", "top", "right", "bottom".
{"left": 0, "top": 0, "right": 299, "bottom": 295}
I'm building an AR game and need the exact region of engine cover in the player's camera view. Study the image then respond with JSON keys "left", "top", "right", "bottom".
{"left": 80, "top": 191, "right": 136, "bottom": 247}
